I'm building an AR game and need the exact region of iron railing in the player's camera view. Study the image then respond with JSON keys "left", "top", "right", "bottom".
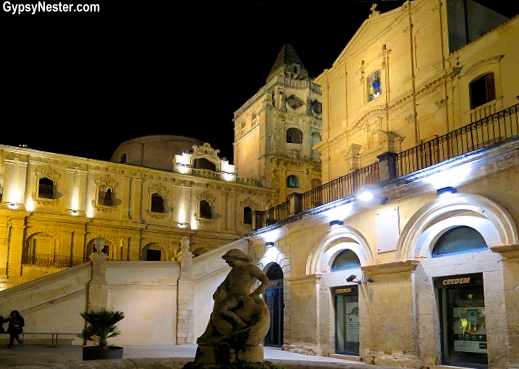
{"left": 253, "top": 104, "right": 518, "bottom": 230}
{"left": 397, "top": 104, "right": 518, "bottom": 176}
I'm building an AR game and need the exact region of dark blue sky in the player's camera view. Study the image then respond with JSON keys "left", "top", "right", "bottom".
{"left": 3, "top": 1, "right": 516, "bottom": 163}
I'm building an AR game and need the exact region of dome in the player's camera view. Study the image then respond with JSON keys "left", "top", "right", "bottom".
{"left": 110, "top": 135, "right": 204, "bottom": 171}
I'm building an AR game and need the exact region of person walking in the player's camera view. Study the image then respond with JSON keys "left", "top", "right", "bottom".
{"left": 4, "top": 310, "right": 24, "bottom": 348}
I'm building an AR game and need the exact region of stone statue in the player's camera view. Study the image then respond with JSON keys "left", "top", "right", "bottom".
{"left": 187, "top": 249, "right": 271, "bottom": 366}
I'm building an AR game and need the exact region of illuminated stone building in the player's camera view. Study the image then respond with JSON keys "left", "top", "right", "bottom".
{"left": 245, "top": 1, "right": 519, "bottom": 368}
{"left": 0, "top": 135, "right": 277, "bottom": 288}
{"left": 233, "top": 43, "right": 323, "bottom": 202}
{"left": 0, "top": 1, "right": 518, "bottom": 369}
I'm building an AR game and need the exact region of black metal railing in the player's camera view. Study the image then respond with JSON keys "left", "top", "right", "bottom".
{"left": 253, "top": 104, "right": 518, "bottom": 230}
{"left": 23, "top": 254, "right": 86, "bottom": 268}
{"left": 397, "top": 104, "right": 518, "bottom": 176}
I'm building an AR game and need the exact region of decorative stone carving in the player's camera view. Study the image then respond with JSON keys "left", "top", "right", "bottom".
{"left": 94, "top": 174, "right": 118, "bottom": 189}
{"left": 240, "top": 197, "right": 257, "bottom": 209}
{"left": 197, "top": 190, "right": 216, "bottom": 204}
{"left": 34, "top": 165, "right": 61, "bottom": 181}
{"left": 32, "top": 196, "right": 60, "bottom": 207}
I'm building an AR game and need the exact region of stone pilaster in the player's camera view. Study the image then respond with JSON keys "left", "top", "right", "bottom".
{"left": 6, "top": 218, "right": 25, "bottom": 281}
{"left": 177, "top": 236, "right": 194, "bottom": 344}
{"left": 491, "top": 244, "right": 519, "bottom": 368}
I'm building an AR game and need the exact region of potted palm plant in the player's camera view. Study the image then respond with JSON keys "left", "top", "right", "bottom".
{"left": 78, "top": 308, "right": 125, "bottom": 361}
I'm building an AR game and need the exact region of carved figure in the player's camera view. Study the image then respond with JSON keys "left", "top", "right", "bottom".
{"left": 193, "top": 249, "right": 270, "bottom": 365}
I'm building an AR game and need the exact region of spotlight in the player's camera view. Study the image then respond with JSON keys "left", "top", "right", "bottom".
{"left": 436, "top": 186, "right": 457, "bottom": 197}
{"left": 266, "top": 242, "right": 275, "bottom": 248}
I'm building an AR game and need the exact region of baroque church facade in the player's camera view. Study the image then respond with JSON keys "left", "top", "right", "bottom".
{"left": 0, "top": 1, "right": 518, "bottom": 369}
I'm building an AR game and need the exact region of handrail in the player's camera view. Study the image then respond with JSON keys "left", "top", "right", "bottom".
{"left": 253, "top": 104, "right": 519, "bottom": 230}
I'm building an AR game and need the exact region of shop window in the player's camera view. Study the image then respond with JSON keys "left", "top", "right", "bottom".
{"left": 200, "top": 200, "right": 212, "bottom": 219}
{"left": 286, "top": 175, "right": 300, "bottom": 188}
{"left": 435, "top": 273, "right": 487, "bottom": 368}
{"left": 432, "top": 226, "right": 488, "bottom": 258}
{"left": 243, "top": 206, "right": 252, "bottom": 225}
{"left": 331, "top": 250, "right": 361, "bottom": 272}
{"left": 37, "top": 177, "right": 54, "bottom": 199}
{"left": 470, "top": 73, "right": 495, "bottom": 110}
{"left": 367, "top": 70, "right": 381, "bottom": 102}
{"left": 286, "top": 128, "right": 303, "bottom": 144}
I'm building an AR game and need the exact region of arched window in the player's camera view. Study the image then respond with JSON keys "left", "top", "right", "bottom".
{"left": 98, "top": 186, "right": 114, "bottom": 206}
{"left": 243, "top": 206, "right": 252, "bottom": 225}
{"left": 470, "top": 73, "right": 495, "bottom": 109}
{"left": 38, "top": 177, "right": 54, "bottom": 199}
{"left": 200, "top": 200, "right": 212, "bottom": 219}
{"left": 120, "top": 154, "right": 127, "bottom": 164}
{"left": 368, "top": 70, "right": 381, "bottom": 101}
{"left": 286, "top": 128, "right": 303, "bottom": 144}
{"left": 150, "top": 193, "right": 164, "bottom": 213}
{"left": 432, "top": 226, "right": 488, "bottom": 258}
{"left": 331, "top": 250, "right": 361, "bottom": 272}
{"left": 286, "top": 175, "right": 300, "bottom": 188}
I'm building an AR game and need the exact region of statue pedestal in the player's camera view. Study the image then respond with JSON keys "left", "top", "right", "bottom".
{"left": 194, "top": 342, "right": 264, "bottom": 364}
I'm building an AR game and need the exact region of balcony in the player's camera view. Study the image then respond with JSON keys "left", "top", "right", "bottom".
{"left": 252, "top": 103, "right": 519, "bottom": 230}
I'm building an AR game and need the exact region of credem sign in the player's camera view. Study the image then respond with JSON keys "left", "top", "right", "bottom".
{"left": 434, "top": 273, "right": 483, "bottom": 289}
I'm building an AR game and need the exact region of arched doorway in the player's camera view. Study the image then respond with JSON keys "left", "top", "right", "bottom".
{"left": 264, "top": 262, "right": 284, "bottom": 347}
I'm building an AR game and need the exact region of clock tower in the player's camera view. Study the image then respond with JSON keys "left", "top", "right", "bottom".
{"left": 233, "top": 44, "right": 322, "bottom": 204}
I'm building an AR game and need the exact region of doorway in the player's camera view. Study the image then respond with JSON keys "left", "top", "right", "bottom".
{"left": 332, "top": 285, "right": 359, "bottom": 355}
{"left": 264, "top": 263, "right": 284, "bottom": 347}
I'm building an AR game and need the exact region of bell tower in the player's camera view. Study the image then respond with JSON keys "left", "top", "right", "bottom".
{"left": 233, "top": 44, "right": 322, "bottom": 204}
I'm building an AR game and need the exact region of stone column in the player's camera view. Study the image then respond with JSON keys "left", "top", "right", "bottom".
{"left": 87, "top": 236, "right": 108, "bottom": 312}
{"left": 177, "top": 236, "right": 195, "bottom": 344}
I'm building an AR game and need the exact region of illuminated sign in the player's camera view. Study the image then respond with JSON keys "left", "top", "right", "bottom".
{"left": 443, "top": 277, "right": 471, "bottom": 285}
{"left": 335, "top": 288, "right": 353, "bottom": 294}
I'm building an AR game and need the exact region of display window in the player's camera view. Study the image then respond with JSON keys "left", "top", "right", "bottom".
{"left": 435, "top": 273, "right": 488, "bottom": 369}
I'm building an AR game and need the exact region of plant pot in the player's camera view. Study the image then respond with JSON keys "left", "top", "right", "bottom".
{"left": 82, "top": 346, "right": 124, "bottom": 361}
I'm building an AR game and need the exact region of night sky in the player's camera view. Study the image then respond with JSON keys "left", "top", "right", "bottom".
{"left": 3, "top": 1, "right": 517, "bottom": 164}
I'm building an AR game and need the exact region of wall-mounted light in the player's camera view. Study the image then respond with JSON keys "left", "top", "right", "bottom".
{"left": 266, "top": 242, "right": 275, "bottom": 248}
{"left": 346, "top": 274, "right": 373, "bottom": 284}
{"left": 436, "top": 186, "right": 457, "bottom": 197}
{"left": 356, "top": 186, "right": 388, "bottom": 205}
{"left": 346, "top": 274, "right": 360, "bottom": 283}
{"left": 329, "top": 220, "right": 343, "bottom": 227}
{"left": 71, "top": 210, "right": 79, "bottom": 216}
{"left": 8, "top": 203, "right": 16, "bottom": 209}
